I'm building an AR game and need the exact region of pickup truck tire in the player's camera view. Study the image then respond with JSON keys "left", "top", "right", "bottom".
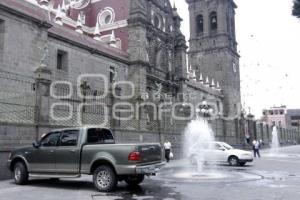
{"left": 93, "top": 165, "right": 117, "bottom": 192}
{"left": 124, "top": 175, "right": 145, "bottom": 186}
{"left": 14, "top": 162, "right": 28, "bottom": 185}
{"left": 239, "top": 162, "right": 246, "bottom": 166}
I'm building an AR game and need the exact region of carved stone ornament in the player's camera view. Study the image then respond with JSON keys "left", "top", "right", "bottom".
{"left": 67, "top": 0, "right": 90, "bottom": 9}
{"left": 40, "top": 44, "right": 49, "bottom": 67}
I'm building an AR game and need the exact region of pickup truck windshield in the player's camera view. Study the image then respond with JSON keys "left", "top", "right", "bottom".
{"left": 87, "top": 128, "right": 115, "bottom": 144}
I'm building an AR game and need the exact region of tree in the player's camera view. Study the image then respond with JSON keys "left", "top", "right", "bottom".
{"left": 293, "top": 0, "right": 300, "bottom": 19}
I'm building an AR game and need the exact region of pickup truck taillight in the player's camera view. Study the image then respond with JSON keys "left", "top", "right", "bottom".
{"left": 128, "top": 151, "right": 141, "bottom": 161}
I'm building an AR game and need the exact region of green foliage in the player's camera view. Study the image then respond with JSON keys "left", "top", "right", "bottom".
{"left": 293, "top": 0, "right": 300, "bottom": 18}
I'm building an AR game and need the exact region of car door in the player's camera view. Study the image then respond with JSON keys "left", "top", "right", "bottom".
{"left": 213, "top": 143, "right": 227, "bottom": 163}
{"left": 55, "top": 130, "right": 81, "bottom": 174}
{"left": 27, "top": 132, "right": 61, "bottom": 173}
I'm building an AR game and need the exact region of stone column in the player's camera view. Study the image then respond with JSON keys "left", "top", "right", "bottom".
{"left": 266, "top": 125, "right": 270, "bottom": 144}
{"left": 234, "top": 118, "right": 239, "bottom": 146}
{"left": 34, "top": 65, "right": 52, "bottom": 139}
{"left": 222, "top": 119, "right": 227, "bottom": 143}
{"left": 260, "top": 123, "right": 264, "bottom": 142}
{"left": 127, "top": 1, "right": 148, "bottom": 141}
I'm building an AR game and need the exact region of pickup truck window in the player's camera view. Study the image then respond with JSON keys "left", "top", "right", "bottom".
{"left": 59, "top": 130, "right": 79, "bottom": 146}
{"left": 40, "top": 132, "right": 61, "bottom": 147}
{"left": 87, "top": 128, "right": 115, "bottom": 144}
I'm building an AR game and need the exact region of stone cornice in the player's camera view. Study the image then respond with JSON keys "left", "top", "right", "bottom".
{"left": 186, "top": 80, "right": 223, "bottom": 98}
{"left": 0, "top": 0, "right": 52, "bottom": 29}
{"left": 48, "top": 24, "right": 129, "bottom": 64}
{"left": 188, "top": 46, "right": 240, "bottom": 58}
{"left": 148, "top": 0, "right": 173, "bottom": 14}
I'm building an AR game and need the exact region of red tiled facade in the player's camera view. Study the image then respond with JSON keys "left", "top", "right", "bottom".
{"left": 50, "top": 0, "right": 129, "bottom": 52}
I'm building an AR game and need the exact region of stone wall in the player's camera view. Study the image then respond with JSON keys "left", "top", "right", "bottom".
{"left": 0, "top": 124, "right": 38, "bottom": 151}
{"left": 0, "top": 151, "right": 11, "bottom": 180}
{"left": 0, "top": 123, "right": 37, "bottom": 181}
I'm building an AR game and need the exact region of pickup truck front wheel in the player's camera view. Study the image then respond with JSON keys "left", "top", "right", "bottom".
{"left": 93, "top": 165, "right": 117, "bottom": 192}
{"left": 14, "top": 162, "right": 28, "bottom": 185}
{"left": 124, "top": 175, "right": 145, "bottom": 186}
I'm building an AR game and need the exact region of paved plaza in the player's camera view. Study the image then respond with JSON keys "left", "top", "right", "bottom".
{"left": 1, "top": 146, "right": 300, "bottom": 200}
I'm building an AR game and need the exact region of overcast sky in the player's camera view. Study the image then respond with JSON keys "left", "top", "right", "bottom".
{"left": 170, "top": 0, "right": 300, "bottom": 118}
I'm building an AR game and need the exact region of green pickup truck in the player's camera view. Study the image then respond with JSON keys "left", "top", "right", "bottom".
{"left": 7, "top": 127, "right": 164, "bottom": 192}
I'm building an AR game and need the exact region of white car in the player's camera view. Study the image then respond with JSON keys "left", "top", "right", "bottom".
{"left": 189, "top": 142, "right": 253, "bottom": 166}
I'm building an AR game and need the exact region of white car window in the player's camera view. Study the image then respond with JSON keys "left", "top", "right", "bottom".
{"left": 214, "top": 144, "right": 223, "bottom": 150}
{"left": 222, "top": 143, "right": 234, "bottom": 150}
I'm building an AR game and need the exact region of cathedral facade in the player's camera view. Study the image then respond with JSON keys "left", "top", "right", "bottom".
{"left": 0, "top": 0, "right": 241, "bottom": 157}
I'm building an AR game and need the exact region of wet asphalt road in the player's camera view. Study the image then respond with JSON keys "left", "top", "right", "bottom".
{"left": 1, "top": 146, "right": 300, "bottom": 200}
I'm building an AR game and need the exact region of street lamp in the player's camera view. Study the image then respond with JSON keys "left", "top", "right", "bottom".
{"left": 198, "top": 100, "right": 213, "bottom": 119}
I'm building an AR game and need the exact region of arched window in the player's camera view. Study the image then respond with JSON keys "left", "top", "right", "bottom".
{"left": 98, "top": 7, "right": 115, "bottom": 26}
{"left": 196, "top": 15, "right": 204, "bottom": 34}
{"left": 153, "top": 14, "right": 163, "bottom": 30}
{"left": 210, "top": 11, "right": 218, "bottom": 31}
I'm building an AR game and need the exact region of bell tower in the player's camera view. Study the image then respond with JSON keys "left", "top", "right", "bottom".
{"left": 186, "top": 0, "right": 241, "bottom": 117}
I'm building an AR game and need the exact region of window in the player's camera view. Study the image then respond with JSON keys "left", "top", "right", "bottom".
{"left": 214, "top": 143, "right": 222, "bottom": 150}
{"left": 154, "top": 15, "right": 160, "bottom": 28}
{"left": 59, "top": 130, "right": 79, "bottom": 146}
{"left": 0, "top": 19, "right": 4, "bottom": 34}
{"left": 269, "top": 110, "right": 274, "bottom": 115}
{"left": 234, "top": 104, "right": 237, "bottom": 114}
{"left": 196, "top": 15, "right": 204, "bottom": 34}
{"left": 98, "top": 8, "right": 115, "bottom": 26}
{"left": 210, "top": 11, "right": 218, "bottom": 31}
{"left": 274, "top": 110, "right": 279, "bottom": 115}
{"left": 105, "top": 15, "right": 111, "bottom": 24}
{"left": 222, "top": 143, "right": 234, "bottom": 150}
{"left": 57, "top": 50, "right": 68, "bottom": 71}
{"left": 278, "top": 121, "right": 282, "bottom": 127}
{"left": 40, "top": 132, "right": 61, "bottom": 147}
{"left": 291, "top": 116, "right": 300, "bottom": 120}
{"left": 110, "top": 66, "right": 115, "bottom": 83}
{"left": 280, "top": 110, "right": 284, "bottom": 115}
{"left": 0, "top": 20, "right": 4, "bottom": 57}
{"left": 87, "top": 128, "right": 115, "bottom": 144}
{"left": 153, "top": 14, "right": 163, "bottom": 30}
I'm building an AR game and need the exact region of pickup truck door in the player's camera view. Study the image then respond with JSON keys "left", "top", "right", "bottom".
{"left": 55, "top": 130, "right": 80, "bottom": 174}
{"left": 28, "top": 132, "right": 61, "bottom": 173}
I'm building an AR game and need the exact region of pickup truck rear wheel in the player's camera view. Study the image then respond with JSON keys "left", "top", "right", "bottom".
{"left": 93, "top": 165, "right": 117, "bottom": 192}
{"left": 14, "top": 162, "right": 28, "bottom": 185}
{"left": 124, "top": 175, "right": 145, "bottom": 186}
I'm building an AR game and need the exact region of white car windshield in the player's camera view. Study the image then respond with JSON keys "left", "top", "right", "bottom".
{"left": 222, "top": 143, "right": 234, "bottom": 150}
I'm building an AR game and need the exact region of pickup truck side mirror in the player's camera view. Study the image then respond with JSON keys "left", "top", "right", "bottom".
{"left": 33, "top": 141, "right": 40, "bottom": 148}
